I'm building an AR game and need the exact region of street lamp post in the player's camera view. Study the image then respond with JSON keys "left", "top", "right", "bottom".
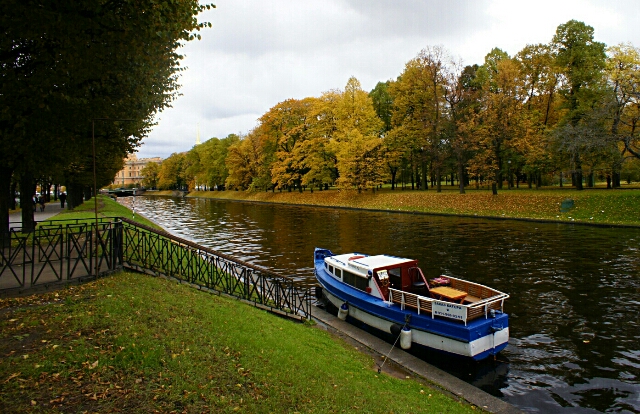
{"left": 92, "top": 118, "right": 133, "bottom": 276}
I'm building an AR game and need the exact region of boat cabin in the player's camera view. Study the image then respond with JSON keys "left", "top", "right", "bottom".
{"left": 323, "top": 253, "right": 429, "bottom": 299}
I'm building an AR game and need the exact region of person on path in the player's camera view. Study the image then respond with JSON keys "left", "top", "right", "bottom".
{"left": 60, "top": 192, "right": 67, "bottom": 208}
{"left": 39, "top": 195, "right": 46, "bottom": 212}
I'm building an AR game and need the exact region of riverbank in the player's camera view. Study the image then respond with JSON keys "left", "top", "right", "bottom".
{"left": 0, "top": 196, "right": 485, "bottom": 413}
{"left": 148, "top": 186, "right": 640, "bottom": 227}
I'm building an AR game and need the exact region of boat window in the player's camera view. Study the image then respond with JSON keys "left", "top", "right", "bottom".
{"left": 388, "top": 267, "right": 402, "bottom": 290}
{"left": 329, "top": 265, "right": 334, "bottom": 274}
{"left": 343, "top": 270, "right": 369, "bottom": 291}
{"left": 335, "top": 268, "right": 342, "bottom": 278}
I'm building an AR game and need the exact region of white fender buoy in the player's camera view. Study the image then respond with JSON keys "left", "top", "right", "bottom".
{"left": 400, "top": 326, "right": 412, "bottom": 350}
{"left": 338, "top": 302, "right": 349, "bottom": 320}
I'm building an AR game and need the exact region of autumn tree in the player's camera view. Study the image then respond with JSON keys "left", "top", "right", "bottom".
{"left": 158, "top": 153, "right": 187, "bottom": 190}
{"left": 551, "top": 20, "right": 607, "bottom": 190}
{"left": 195, "top": 134, "right": 239, "bottom": 190}
{"left": 390, "top": 46, "right": 450, "bottom": 191}
{"left": 141, "top": 162, "right": 161, "bottom": 189}
{"left": 300, "top": 91, "right": 342, "bottom": 189}
{"left": 513, "top": 44, "right": 562, "bottom": 187}
{"left": 262, "top": 98, "right": 317, "bottom": 191}
{"left": 442, "top": 61, "right": 481, "bottom": 194}
{"left": 468, "top": 50, "right": 530, "bottom": 194}
{"left": 606, "top": 43, "right": 640, "bottom": 186}
{"left": 331, "top": 78, "right": 385, "bottom": 191}
{"left": 371, "top": 81, "right": 405, "bottom": 189}
{"left": 225, "top": 129, "right": 275, "bottom": 191}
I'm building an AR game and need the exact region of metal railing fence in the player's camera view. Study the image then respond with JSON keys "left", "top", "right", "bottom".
{"left": 1, "top": 217, "right": 311, "bottom": 320}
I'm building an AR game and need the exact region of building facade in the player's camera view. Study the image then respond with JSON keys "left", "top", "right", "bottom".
{"left": 112, "top": 154, "right": 162, "bottom": 187}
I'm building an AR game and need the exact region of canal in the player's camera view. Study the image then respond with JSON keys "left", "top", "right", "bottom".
{"left": 120, "top": 196, "right": 640, "bottom": 413}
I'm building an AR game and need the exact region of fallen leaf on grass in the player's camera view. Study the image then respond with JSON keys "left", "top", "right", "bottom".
{"left": 3, "top": 372, "right": 21, "bottom": 383}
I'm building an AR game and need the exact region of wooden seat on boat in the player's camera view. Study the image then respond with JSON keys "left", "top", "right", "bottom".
{"left": 463, "top": 295, "right": 481, "bottom": 304}
{"left": 430, "top": 286, "right": 467, "bottom": 303}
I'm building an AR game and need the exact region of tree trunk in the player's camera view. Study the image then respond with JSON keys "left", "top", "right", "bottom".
{"left": 457, "top": 162, "right": 465, "bottom": 194}
{"left": 67, "top": 182, "right": 85, "bottom": 209}
{"left": 574, "top": 153, "right": 584, "bottom": 190}
{"left": 0, "top": 167, "right": 13, "bottom": 246}
{"left": 20, "top": 171, "right": 36, "bottom": 233}
{"left": 491, "top": 182, "right": 498, "bottom": 195}
{"left": 390, "top": 167, "right": 397, "bottom": 190}
{"left": 411, "top": 165, "right": 415, "bottom": 190}
{"left": 420, "top": 160, "right": 427, "bottom": 190}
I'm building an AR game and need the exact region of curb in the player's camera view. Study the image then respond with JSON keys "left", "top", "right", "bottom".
{"left": 311, "top": 304, "right": 525, "bottom": 414}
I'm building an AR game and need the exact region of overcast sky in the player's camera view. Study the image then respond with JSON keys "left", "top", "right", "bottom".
{"left": 137, "top": 0, "right": 640, "bottom": 159}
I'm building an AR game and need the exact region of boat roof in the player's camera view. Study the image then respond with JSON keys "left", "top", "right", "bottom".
{"left": 327, "top": 253, "right": 416, "bottom": 272}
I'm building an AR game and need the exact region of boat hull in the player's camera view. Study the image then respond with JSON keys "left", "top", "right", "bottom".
{"left": 315, "top": 255, "right": 509, "bottom": 361}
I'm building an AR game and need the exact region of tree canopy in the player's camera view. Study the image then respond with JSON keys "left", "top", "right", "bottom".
{"left": 145, "top": 19, "right": 640, "bottom": 200}
{"left": 1, "top": 0, "right": 213, "bottom": 233}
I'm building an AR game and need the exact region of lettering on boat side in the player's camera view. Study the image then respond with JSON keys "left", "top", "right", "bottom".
{"left": 348, "top": 263, "right": 366, "bottom": 271}
{"left": 433, "top": 301, "right": 466, "bottom": 321}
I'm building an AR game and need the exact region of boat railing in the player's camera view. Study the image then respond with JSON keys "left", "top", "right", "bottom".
{"left": 388, "top": 288, "right": 509, "bottom": 325}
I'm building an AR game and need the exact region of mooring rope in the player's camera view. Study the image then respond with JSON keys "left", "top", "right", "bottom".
{"left": 377, "top": 320, "right": 409, "bottom": 374}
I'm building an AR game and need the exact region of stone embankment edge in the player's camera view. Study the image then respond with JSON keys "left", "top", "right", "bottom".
{"left": 159, "top": 192, "right": 640, "bottom": 229}
{"left": 311, "top": 304, "right": 525, "bottom": 414}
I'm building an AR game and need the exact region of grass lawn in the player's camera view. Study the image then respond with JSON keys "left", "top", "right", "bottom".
{"left": 0, "top": 272, "right": 477, "bottom": 413}
{"left": 49, "top": 195, "right": 161, "bottom": 230}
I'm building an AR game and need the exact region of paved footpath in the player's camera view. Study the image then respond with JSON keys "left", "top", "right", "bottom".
{"left": 9, "top": 201, "right": 65, "bottom": 227}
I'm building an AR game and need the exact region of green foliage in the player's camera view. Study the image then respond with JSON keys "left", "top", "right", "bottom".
{"left": 140, "top": 162, "right": 161, "bottom": 189}
{"left": 158, "top": 153, "right": 187, "bottom": 190}
{"left": 0, "top": 0, "right": 212, "bottom": 235}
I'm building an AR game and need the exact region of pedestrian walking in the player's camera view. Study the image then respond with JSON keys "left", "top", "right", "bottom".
{"left": 39, "top": 196, "right": 46, "bottom": 212}
{"left": 60, "top": 192, "right": 67, "bottom": 208}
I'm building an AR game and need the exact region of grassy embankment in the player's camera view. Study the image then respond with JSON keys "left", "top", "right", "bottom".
{"left": 0, "top": 197, "right": 477, "bottom": 413}
{"left": 49, "top": 195, "right": 161, "bottom": 230}
{"left": 170, "top": 185, "right": 640, "bottom": 227}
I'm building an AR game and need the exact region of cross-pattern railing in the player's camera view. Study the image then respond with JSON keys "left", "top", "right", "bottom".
{"left": 118, "top": 218, "right": 311, "bottom": 320}
{"left": 1, "top": 218, "right": 311, "bottom": 320}
{"left": 1, "top": 218, "right": 121, "bottom": 292}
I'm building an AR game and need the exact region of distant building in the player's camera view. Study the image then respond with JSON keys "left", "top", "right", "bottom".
{"left": 112, "top": 154, "right": 162, "bottom": 187}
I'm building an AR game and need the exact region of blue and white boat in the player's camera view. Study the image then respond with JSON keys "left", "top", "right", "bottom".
{"left": 314, "top": 248, "right": 509, "bottom": 361}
